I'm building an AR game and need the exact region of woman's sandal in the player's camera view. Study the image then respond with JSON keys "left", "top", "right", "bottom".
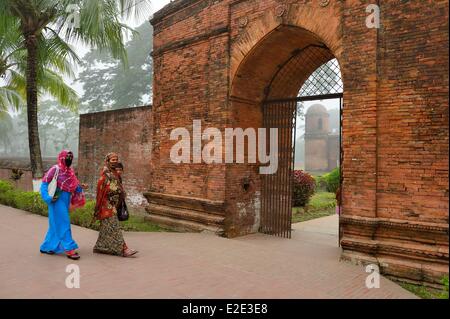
{"left": 123, "top": 248, "right": 138, "bottom": 257}
{"left": 40, "top": 250, "right": 55, "bottom": 255}
{"left": 66, "top": 250, "right": 81, "bottom": 260}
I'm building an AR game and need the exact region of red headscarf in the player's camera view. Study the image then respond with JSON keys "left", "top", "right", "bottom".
{"left": 42, "top": 150, "right": 80, "bottom": 193}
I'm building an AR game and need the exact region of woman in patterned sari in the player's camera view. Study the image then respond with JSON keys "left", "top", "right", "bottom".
{"left": 93, "top": 152, "right": 137, "bottom": 257}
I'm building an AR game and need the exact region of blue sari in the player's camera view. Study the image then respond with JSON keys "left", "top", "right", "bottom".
{"left": 40, "top": 182, "right": 82, "bottom": 254}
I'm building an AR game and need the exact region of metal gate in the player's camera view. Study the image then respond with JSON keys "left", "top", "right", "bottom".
{"left": 259, "top": 52, "right": 344, "bottom": 239}
{"left": 259, "top": 95, "right": 342, "bottom": 239}
{"left": 259, "top": 99, "right": 297, "bottom": 238}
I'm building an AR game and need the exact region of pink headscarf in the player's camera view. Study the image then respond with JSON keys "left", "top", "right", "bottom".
{"left": 42, "top": 150, "right": 80, "bottom": 193}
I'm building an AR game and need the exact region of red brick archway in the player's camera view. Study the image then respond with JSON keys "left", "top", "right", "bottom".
{"left": 227, "top": 24, "right": 342, "bottom": 239}
{"left": 146, "top": 0, "right": 448, "bottom": 286}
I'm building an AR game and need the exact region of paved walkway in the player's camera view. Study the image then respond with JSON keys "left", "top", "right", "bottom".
{"left": 0, "top": 205, "right": 416, "bottom": 298}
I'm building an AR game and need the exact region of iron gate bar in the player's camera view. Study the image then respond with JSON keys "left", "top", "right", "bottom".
{"left": 289, "top": 101, "right": 297, "bottom": 239}
{"left": 260, "top": 99, "right": 297, "bottom": 238}
{"left": 264, "top": 44, "right": 329, "bottom": 100}
{"left": 265, "top": 92, "right": 343, "bottom": 104}
{"left": 278, "top": 102, "right": 289, "bottom": 237}
{"left": 339, "top": 97, "right": 343, "bottom": 246}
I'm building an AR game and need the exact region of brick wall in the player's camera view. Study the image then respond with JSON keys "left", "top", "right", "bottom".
{"left": 147, "top": 0, "right": 448, "bottom": 284}
{"left": 77, "top": 106, "right": 152, "bottom": 210}
{"left": 375, "top": 0, "right": 449, "bottom": 224}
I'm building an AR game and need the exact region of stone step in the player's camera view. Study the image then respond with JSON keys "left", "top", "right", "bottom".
{"left": 147, "top": 203, "right": 225, "bottom": 227}
{"left": 144, "top": 191, "right": 226, "bottom": 216}
{"left": 144, "top": 214, "right": 223, "bottom": 235}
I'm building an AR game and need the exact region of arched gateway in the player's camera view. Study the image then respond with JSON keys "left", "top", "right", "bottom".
{"left": 144, "top": 0, "right": 448, "bottom": 286}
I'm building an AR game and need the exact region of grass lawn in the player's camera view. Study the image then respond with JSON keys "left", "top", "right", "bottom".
{"left": 292, "top": 191, "right": 336, "bottom": 223}
{"left": 400, "top": 280, "right": 449, "bottom": 299}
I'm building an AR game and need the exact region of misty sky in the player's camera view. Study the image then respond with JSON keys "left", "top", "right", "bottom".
{"left": 69, "top": 0, "right": 171, "bottom": 96}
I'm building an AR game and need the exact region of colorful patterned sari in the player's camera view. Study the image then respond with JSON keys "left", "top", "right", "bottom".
{"left": 93, "top": 164, "right": 127, "bottom": 256}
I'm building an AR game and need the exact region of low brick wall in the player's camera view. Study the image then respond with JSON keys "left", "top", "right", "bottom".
{"left": 77, "top": 106, "right": 153, "bottom": 211}
{"left": 0, "top": 158, "right": 77, "bottom": 191}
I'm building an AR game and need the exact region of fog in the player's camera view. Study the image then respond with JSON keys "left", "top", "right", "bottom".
{"left": 0, "top": 0, "right": 171, "bottom": 159}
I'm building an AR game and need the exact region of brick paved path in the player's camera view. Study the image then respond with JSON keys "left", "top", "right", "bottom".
{"left": 0, "top": 205, "right": 416, "bottom": 298}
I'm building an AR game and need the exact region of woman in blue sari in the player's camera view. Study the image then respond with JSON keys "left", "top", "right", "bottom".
{"left": 39, "top": 150, "right": 86, "bottom": 260}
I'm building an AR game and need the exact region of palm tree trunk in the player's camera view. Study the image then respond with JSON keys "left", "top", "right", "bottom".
{"left": 25, "top": 34, "right": 44, "bottom": 184}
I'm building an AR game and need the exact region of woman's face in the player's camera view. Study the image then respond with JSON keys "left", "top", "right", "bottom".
{"left": 109, "top": 155, "right": 119, "bottom": 164}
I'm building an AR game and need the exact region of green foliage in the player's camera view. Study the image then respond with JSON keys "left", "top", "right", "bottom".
{"left": 0, "top": 110, "right": 14, "bottom": 153}
{"left": 0, "top": 181, "right": 47, "bottom": 215}
{"left": 0, "top": 9, "right": 79, "bottom": 111}
{"left": 440, "top": 276, "right": 449, "bottom": 299}
{"left": 70, "top": 200, "right": 99, "bottom": 230}
{"left": 77, "top": 22, "right": 153, "bottom": 112}
{"left": 0, "top": 0, "right": 152, "bottom": 173}
{"left": 400, "top": 278, "right": 449, "bottom": 299}
{"left": 292, "top": 191, "right": 336, "bottom": 223}
{"left": 0, "top": 179, "right": 164, "bottom": 232}
{"left": 292, "top": 170, "right": 316, "bottom": 207}
{"left": 308, "top": 192, "right": 337, "bottom": 211}
{"left": 399, "top": 276, "right": 449, "bottom": 299}
{"left": 0, "top": 180, "right": 13, "bottom": 192}
{"left": 313, "top": 175, "right": 328, "bottom": 192}
{"left": 322, "top": 167, "right": 340, "bottom": 193}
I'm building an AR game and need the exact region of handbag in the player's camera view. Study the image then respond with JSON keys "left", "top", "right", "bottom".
{"left": 47, "top": 166, "right": 59, "bottom": 198}
{"left": 117, "top": 200, "right": 129, "bottom": 221}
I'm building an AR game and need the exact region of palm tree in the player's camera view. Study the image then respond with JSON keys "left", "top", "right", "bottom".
{"left": 1, "top": 13, "right": 78, "bottom": 112}
{"left": 0, "top": 0, "right": 152, "bottom": 186}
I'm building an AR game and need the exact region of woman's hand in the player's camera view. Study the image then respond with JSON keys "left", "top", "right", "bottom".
{"left": 80, "top": 183, "right": 89, "bottom": 190}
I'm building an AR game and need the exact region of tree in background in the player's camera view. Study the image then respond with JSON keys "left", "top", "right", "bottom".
{"left": 1, "top": 101, "right": 79, "bottom": 158}
{"left": 77, "top": 22, "right": 153, "bottom": 113}
{"left": 38, "top": 100, "right": 79, "bottom": 157}
{"left": 0, "top": 0, "right": 152, "bottom": 185}
{"left": 0, "top": 110, "right": 14, "bottom": 154}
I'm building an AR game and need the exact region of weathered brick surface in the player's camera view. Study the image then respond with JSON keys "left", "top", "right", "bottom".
{"left": 375, "top": 0, "right": 449, "bottom": 224}
{"left": 146, "top": 0, "right": 448, "bottom": 284}
{"left": 77, "top": 106, "right": 152, "bottom": 209}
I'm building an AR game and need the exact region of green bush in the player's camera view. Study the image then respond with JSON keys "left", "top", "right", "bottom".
{"left": 0, "top": 189, "right": 19, "bottom": 207}
{"left": 70, "top": 200, "right": 99, "bottom": 230}
{"left": 323, "top": 167, "right": 340, "bottom": 193}
{"left": 0, "top": 180, "right": 14, "bottom": 193}
{"left": 313, "top": 175, "right": 328, "bottom": 191}
{"left": 16, "top": 191, "right": 48, "bottom": 215}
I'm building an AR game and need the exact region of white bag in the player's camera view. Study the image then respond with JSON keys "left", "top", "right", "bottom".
{"left": 47, "top": 166, "right": 59, "bottom": 198}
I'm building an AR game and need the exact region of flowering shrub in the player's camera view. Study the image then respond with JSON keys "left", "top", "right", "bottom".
{"left": 292, "top": 170, "right": 316, "bottom": 207}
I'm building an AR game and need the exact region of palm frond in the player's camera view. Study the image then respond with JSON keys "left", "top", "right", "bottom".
{"left": 38, "top": 69, "right": 79, "bottom": 111}
{"left": 0, "top": 85, "right": 24, "bottom": 111}
{"left": 119, "top": 0, "right": 153, "bottom": 22}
